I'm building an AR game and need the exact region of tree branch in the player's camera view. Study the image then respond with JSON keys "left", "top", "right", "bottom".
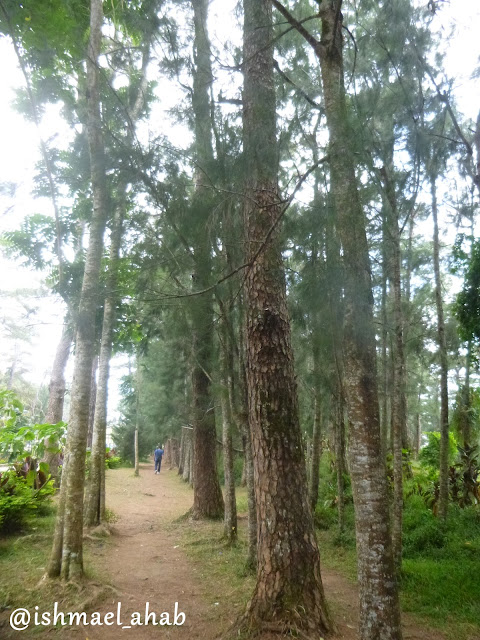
{"left": 271, "top": 0, "right": 320, "bottom": 51}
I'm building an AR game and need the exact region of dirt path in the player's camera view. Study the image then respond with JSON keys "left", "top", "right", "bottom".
{"left": 83, "top": 462, "right": 216, "bottom": 640}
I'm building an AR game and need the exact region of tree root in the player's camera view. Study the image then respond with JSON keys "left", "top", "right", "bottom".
{"left": 83, "top": 523, "right": 112, "bottom": 540}
{"left": 13, "top": 533, "right": 49, "bottom": 545}
{"left": 75, "top": 583, "right": 120, "bottom": 612}
{"left": 174, "top": 506, "right": 193, "bottom": 523}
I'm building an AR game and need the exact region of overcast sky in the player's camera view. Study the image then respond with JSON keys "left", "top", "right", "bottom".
{"left": 0, "top": 0, "right": 479, "bottom": 418}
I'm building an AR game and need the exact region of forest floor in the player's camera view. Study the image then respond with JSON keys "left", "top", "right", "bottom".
{"left": 1, "top": 463, "right": 478, "bottom": 640}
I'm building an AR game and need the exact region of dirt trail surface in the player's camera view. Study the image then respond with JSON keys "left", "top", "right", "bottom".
{"left": 4, "top": 463, "right": 460, "bottom": 640}
{"left": 79, "top": 463, "right": 217, "bottom": 640}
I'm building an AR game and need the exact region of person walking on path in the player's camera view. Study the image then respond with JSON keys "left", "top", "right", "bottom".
{"left": 154, "top": 445, "right": 164, "bottom": 474}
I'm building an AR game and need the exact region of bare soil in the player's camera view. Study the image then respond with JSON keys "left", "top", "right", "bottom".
{"left": 3, "top": 463, "right": 461, "bottom": 640}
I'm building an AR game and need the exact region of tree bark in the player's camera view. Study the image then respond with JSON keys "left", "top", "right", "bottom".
{"left": 431, "top": 175, "right": 449, "bottom": 522}
{"left": 243, "top": 421, "right": 257, "bottom": 571}
{"left": 220, "top": 312, "right": 238, "bottom": 544}
{"left": 183, "top": 431, "right": 192, "bottom": 483}
{"left": 381, "top": 208, "right": 390, "bottom": 457}
{"left": 84, "top": 202, "right": 124, "bottom": 527}
{"left": 134, "top": 358, "right": 140, "bottom": 477}
{"left": 221, "top": 376, "right": 237, "bottom": 543}
{"left": 84, "top": 28, "right": 152, "bottom": 525}
{"left": 87, "top": 355, "right": 98, "bottom": 450}
{"left": 381, "top": 158, "right": 407, "bottom": 573}
{"left": 270, "top": 2, "right": 402, "bottom": 636}
{"left": 43, "top": 325, "right": 72, "bottom": 484}
{"left": 309, "top": 394, "right": 322, "bottom": 512}
{"left": 334, "top": 390, "right": 346, "bottom": 534}
{"left": 462, "top": 342, "right": 471, "bottom": 447}
{"left": 235, "top": 1, "right": 332, "bottom": 636}
{"left": 178, "top": 430, "right": 185, "bottom": 476}
{"left": 318, "top": 4, "right": 402, "bottom": 632}
{"left": 45, "top": 325, "right": 72, "bottom": 424}
{"left": 47, "top": 0, "right": 108, "bottom": 581}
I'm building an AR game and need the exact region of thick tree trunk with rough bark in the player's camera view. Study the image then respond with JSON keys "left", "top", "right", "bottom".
{"left": 431, "top": 175, "right": 449, "bottom": 522}
{"left": 189, "top": 0, "right": 224, "bottom": 520}
{"left": 47, "top": 0, "right": 107, "bottom": 580}
{"left": 235, "top": 2, "right": 332, "bottom": 636}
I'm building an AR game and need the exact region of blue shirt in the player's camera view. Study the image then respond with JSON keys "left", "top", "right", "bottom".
{"left": 154, "top": 448, "right": 164, "bottom": 461}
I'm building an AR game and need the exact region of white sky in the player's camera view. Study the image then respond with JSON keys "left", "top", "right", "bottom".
{"left": 0, "top": 0, "right": 479, "bottom": 419}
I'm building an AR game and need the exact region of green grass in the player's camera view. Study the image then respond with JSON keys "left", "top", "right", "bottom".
{"left": 402, "top": 557, "right": 480, "bottom": 625}
{"left": 175, "top": 488, "right": 254, "bottom": 632}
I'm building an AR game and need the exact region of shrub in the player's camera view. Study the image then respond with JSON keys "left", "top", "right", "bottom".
{"left": 105, "top": 456, "right": 122, "bottom": 469}
{"left": 314, "top": 503, "right": 338, "bottom": 530}
{"left": 0, "top": 471, "right": 55, "bottom": 534}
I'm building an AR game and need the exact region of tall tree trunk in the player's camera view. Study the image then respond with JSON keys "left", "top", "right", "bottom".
{"left": 134, "top": 358, "right": 141, "bottom": 477}
{"left": 178, "top": 431, "right": 185, "bottom": 476}
{"left": 309, "top": 393, "right": 322, "bottom": 512}
{"left": 414, "top": 409, "right": 421, "bottom": 459}
{"left": 87, "top": 355, "right": 98, "bottom": 449}
{"left": 189, "top": 0, "right": 224, "bottom": 520}
{"left": 84, "top": 202, "right": 124, "bottom": 526}
{"left": 317, "top": 4, "right": 402, "bottom": 632}
{"left": 221, "top": 375, "right": 237, "bottom": 543}
{"left": 43, "top": 325, "right": 72, "bottom": 484}
{"left": 183, "top": 431, "right": 192, "bottom": 483}
{"left": 45, "top": 326, "right": 72, "bottom": 424}
{"left": 316, "top": 5, "right": 402, "bottom": 636}
{"left": 243, "top": 421, "right": 257, "bottom": 570}
{"left": 270, "top": 2, "right": 403, "bottom": 636}
{"left": 381, "top": 210, "right": 390, "bottom": 457}
{"left": 431, "top": 175, "right": 449, "bottom": 522}
{"left": 462, "top": 342, "right": 471, "bottom": 447}
{"left": 381, "top": 158, "right": 407, "bottom": 573}
{"left": 220, "top": 308, "right": 238, "bottom": 544}
{"left": 334, "top": 390, "right": 346, "bottom": 535}
{"left": 236, "top": 1, "right": 332, "bottom": 636}
{"left": 84, "top": 29, "right": 152, "bottom": 525}
{"left": 239, "top": 348, "right": 257, "bottom": 570}
{"left": 240, "top": 444, "right": 247, "bottom": 487}
{"left": 47, "top": 0, "right": 107, "bottom": 580}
